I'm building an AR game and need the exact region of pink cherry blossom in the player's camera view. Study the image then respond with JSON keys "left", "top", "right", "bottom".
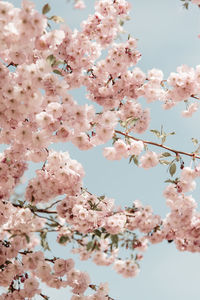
{"left": 139, "top": 151, "right": 159, "bottom": 169}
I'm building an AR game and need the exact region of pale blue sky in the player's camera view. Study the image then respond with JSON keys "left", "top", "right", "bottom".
{"left": 4, "top": 0, "right": 200, "bottom": 299}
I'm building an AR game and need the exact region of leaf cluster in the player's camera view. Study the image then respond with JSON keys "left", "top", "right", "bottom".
{"left": 150, "top": 126, "right": 175, "bottom": 145}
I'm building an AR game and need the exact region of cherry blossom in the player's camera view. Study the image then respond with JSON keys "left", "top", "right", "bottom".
{"left": 0, "top": 0, "right": 200, "bottom": 299}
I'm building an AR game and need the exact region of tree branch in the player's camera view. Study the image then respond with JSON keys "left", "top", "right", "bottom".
{"left": 115, "top": 130, "right": 200, "bottom": 159}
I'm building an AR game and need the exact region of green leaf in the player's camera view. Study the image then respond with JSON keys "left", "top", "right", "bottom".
{"left": 129, "top": 155, "right": 138, "bottom": 166}
{"left": 112, "top": 135, "right": 119, "bottom": 145}
{"left": 159, "top": 160, "right": 171, "bottom": 165}
{"left": 161, "top": 135, "right": 166, "bottom": 144}
{"left": 150, "top": 129, "right": 161, "bottom": 138}
{"left": 93, "top": 229, "right": 101, "bottom": 237}
{"left": 165, "top": 177, "right": 179, "bottom": 184}
{"left": 111, "top": 234, "right": 119, "bottom": 247}
{"left": 17, "top": 200, "right": 25, "bottom": 207}
{"left": 86, "top": 241, "right": 93, "bottom": 251}
{"left": 58, "top": 235, "right": 69, "bottom": 244}
{"left": 40, "top": 231, "right": 50, "bottom": 251}
{"left": 126, "top": 117, "right": 138, "bottom": 127}
{"left": 169, "top": 163, "right": 176, "bottom": 177}
{"left": 161, "top": 152, "right": 171, "bottom": 157}
{"left": 92, "top": 242, "right": 99, "bottom": 251}
{"left": 24, "top": 234, "right": 30, "bottom": 244}
{"left": 98, "top": 195, "right": 105, "bottom": 201}
{"left": 53, "top": 69, "right": 62, "bottom": 76}
{"left": 165, "top": 179, "right": 175, "bottom": 184}
{"left": 46, "top": 54, "right": 56, "bottom": 66}
{"left": 9, "top": 234, "right": 17, "bottom": 240}
{"left": 90, "top": 284, "right": 97, "bottom": 291}
{"left": 28, "top": 204, "right": 37, "bottom": 212}
{"left": 133, "top": 155, "right": 139, "bottom": 166}
{"left": 49, "top": 15, "right": 64, "bottom": 23}
{"left": 104, "top": 233, "right": 110, "bottom": 239}
{"left": 129, "top": 155, "right": 134, "bottom": 164}
{"left": 42, "top": 3, "right": 51, "bottom": 15}
{"left": 47, "top": 22, "right": 52, "bottom": 29}
{"left": 191, "top": 138, "right": 199, "bottom": 146}
{"left": 120, "top": 120, "right": 126, "bottom": 128}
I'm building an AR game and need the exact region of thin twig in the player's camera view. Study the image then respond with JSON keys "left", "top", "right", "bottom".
{"left": 191, "top": 94, "right": 200, "bottom": 100}
{"left": 45, "top": 200, "right": 61, "bottom": 210}
{"left": 115, "top": 130, "right": 200, "bottom": 159}
{"left": 40, "top": 293, "right": 49, "bottom": 300}
{"left": 12, "top": 203, "right": 57, "bottom": 214}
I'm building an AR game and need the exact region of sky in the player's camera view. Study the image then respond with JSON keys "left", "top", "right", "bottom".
{"left": 3, "top": 0, "right": 200, "bottom": 299}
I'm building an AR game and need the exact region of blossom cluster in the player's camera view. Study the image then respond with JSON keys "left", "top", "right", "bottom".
{"left": 0, "top": 0, "right": 200, "bottom": 299}
{"left": 26, "top": 150, "right": 85, "bottom": 203}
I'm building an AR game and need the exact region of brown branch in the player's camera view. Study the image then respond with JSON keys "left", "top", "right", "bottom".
{"left": 115, "top": 130, "right": 200, "bottom": 159}
{"left": 44, "top": 200, "right": 61, "bottom": 210}
{"left": 12, "top": 203, "right": 57, "bottom": 214}
{"left": 35, "top": 208, "right": 57, "bottom": 214}
{"left": 40, "top": 293, "right": 49, "bottom": 300}
{"left": 191, "top": 94, "right": 200, "bottom": 100}
{"left": 31, "top": 210, "right": 61, "bottom": 226}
